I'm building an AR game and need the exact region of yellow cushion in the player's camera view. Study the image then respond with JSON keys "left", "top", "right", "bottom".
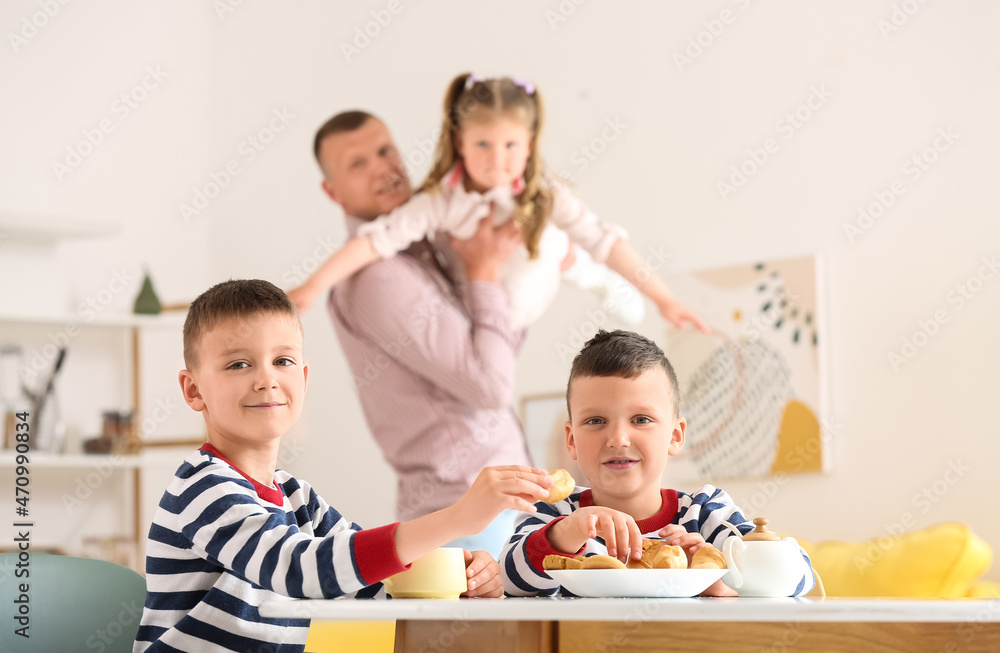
{"left": 797, "top": 522, "right": 992, "bottom": 597}
{"left": 966, "top": 581, "right": 1000, "bottom": 599}
{"left": 304, "top": 620, "right": 394, "bottom": 653}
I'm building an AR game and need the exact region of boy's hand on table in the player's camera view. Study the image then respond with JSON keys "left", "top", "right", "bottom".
{"left": 700, "top": 578, "right": 738, "bottom": 597}
{"left": 462, "top": 550, "right": 503, "bottom": 598}
{"left": 550, "top": 507, "right": 643, "bottom": 564}
{"left": 452, "top": 465, "right": 551, "bottom": 535}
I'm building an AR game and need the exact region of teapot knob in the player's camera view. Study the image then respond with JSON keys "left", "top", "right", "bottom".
{"left": 743, "top": 517, "right": 781, "bottom": 542}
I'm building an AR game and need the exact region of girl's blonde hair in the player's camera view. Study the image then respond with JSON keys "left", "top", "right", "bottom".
{"left": 421, "top": 73, "right": 553, "bottom": 259}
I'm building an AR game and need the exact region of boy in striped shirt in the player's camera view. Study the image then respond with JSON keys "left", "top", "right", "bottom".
{"left": 134, "top": 279, "right": 553, "bottom": 652}
{"left": 501, "top": 329, "right": 814, "bottom": 597}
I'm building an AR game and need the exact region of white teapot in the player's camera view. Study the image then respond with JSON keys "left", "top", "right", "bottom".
{"left": 722, "top": 517, "right": 809, "bottom": 597}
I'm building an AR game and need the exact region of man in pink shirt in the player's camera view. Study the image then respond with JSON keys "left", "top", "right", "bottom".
{"left": 298, "top": 111, "right": 533, "bottom": 556}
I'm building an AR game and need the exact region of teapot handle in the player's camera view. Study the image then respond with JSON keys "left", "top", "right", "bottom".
{"left": 722, "top": 536, "right": 744, "bottom": 589}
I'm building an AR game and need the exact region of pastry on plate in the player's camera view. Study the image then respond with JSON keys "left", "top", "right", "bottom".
{"left": 626, "top": 538, "right": 663, "bottom": 569}
{"left": 690, "top": 544, "right": 726, "bottom": 569}
{"left": 649, "top": 544, "right": 688, "bottom": 569}
{"left": 542, "top": 554, "right": 626, "bottom": 570}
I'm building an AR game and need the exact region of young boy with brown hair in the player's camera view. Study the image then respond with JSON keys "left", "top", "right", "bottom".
{"left": 501, "top": 329, "right": 814, "bottom": 597}
{"left": 134, "top": 279, "right": 552, "bottom": 652}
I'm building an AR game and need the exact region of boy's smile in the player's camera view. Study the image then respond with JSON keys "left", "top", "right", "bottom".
{"left": 179, "top": 312, "right": 308, "bottom": 481}
{"left": 566, "top": 368, "right": 685, "bottom": 519}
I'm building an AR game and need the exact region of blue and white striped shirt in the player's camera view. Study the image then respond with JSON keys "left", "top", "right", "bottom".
{"left": 501, "top": 485, "right": 813, "bottom": 597}
{"left": 134, "top": 446, "right": 404, "bottom": 653}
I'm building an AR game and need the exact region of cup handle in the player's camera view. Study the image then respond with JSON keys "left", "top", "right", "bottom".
{"left": 722, "top": 536, "right": 743, "bottom": 589}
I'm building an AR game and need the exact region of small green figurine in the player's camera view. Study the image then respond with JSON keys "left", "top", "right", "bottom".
{"left": 134, "top": 270, "right": 162, "bottom": 315}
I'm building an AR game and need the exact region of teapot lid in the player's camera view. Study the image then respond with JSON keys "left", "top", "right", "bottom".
{"left": 742, "top": 517, "right": 781, "bottom": 541}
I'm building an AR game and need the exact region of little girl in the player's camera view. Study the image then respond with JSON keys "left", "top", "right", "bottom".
{"left": 290, "top": 73, "right": 708, "bottom": 333}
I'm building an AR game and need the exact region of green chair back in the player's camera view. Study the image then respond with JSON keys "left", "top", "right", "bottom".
{"left": 0, "top": 553, "right": 146, "bottom": 653}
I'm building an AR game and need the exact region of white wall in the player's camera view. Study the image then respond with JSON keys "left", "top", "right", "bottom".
{"left": 3, "top": 1, "right": 999, "bottom": 580}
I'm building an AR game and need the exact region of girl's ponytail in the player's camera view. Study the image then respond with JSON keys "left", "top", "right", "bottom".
{"left": 420, "top": 73, "right": 472, "bottom": 193}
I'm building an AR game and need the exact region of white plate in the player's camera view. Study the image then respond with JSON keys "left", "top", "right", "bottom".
{"left": 547, "top": 568, "right": 728, "bottom": 598}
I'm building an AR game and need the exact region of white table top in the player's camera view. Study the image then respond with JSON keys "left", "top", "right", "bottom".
{"left": 260, "top": 596, "right": 1000, "bottom": 623}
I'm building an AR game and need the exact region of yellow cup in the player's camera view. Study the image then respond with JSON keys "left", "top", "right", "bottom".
{"left": 382, "top": 547, "right": 467, "bottom": 599}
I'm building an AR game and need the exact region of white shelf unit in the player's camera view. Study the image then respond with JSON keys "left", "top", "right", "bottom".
{"left": 0, "top": 214, "right": 120, "bottom": 245}
{"left": 0, "top": 310, "right": 201, "bottom": 570}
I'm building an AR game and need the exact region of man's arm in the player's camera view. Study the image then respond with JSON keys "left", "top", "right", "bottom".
{"left": 333, "top": 215, "right": 523, "bottom": 409}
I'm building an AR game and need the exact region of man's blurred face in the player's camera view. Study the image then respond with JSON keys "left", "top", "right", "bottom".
{"left": 318, "top": 118, "right": 412, "bottom": 220}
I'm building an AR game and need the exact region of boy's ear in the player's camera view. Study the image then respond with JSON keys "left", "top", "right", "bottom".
{"left": 565, "top": 421, "right": 578, "bottom": 461}
{"left": 668, "top": 417, "right": 686, "bottom": 456}
{"left": 302, "top": 363, "right": 309, "bottom": 392}
{"left": 178, "top": 369, "right": 206, "bottom": 412}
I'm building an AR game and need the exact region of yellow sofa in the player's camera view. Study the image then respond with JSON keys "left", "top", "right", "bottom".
{"left": 797, "top": 522, "right": 1000, "bottom": 598}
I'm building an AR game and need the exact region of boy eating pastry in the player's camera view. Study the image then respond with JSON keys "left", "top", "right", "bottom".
{"left": 134, "top": 279, "right": 552, "bottom": 652}
{"left": 501, "top": 329, "right": 814, "bottom": 597}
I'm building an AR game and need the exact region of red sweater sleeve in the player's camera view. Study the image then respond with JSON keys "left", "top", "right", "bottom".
{"left": 353, "top": 522, "right": 409, "bottom": 585}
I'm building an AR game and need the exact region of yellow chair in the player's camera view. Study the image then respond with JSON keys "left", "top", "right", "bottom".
{"left": 0, "top": 554, "right": 146, "bottom": 653}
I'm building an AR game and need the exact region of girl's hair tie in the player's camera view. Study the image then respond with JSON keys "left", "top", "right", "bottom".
{"left": 513, "top": 77, "right": 535, "bottom": 96}
{"left": 464, "top": 74, "right": 482, "bottom": 90}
